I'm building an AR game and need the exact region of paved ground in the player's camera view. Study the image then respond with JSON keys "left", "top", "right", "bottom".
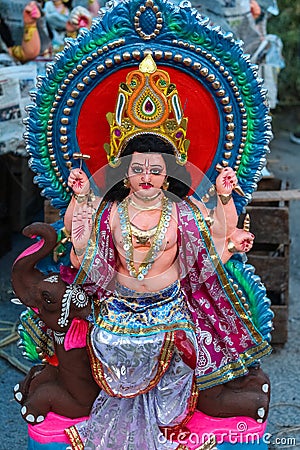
{"left": 261, "top": 127, "right": 300, "bottom": 450}
{"left": 0, "top": 111, "right": 299, "bottom": 449}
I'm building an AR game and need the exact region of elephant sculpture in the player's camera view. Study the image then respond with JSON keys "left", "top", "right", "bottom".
{"left": 11, "top": 222, "right": 100, "bottom": 425}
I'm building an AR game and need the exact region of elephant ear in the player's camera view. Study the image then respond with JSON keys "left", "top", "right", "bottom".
{"left": 17, "top": 309, "right": 58, "bottom": 366}
{"left": 31, "top": 221, "right": 72, "bottom": 273}
{"left": 24, "top": 0, "right": 271, "bottom": 216}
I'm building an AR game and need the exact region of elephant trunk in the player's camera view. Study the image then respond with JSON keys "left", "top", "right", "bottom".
{"left": 11, "top": 222, "right": 58, "bottom": 308}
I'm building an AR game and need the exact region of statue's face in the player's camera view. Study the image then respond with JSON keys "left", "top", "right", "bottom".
{"left": 127, "top": 152, "right": 166, "bottom": 199}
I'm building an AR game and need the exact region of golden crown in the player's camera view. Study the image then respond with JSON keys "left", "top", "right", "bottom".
{"left": 104, "top": 54, "right": 190, "bottom": 167}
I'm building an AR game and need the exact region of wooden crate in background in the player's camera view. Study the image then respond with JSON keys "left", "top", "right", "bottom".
{"left": 246, "top": 177, "right": 290, "bottom": 345}
{"left": 0, "top": 155, "right": 12, "bottom": 257}
{"left": 2, "top": 154, "right": 44, "bottom": 232}
{"left": 44, "top": 199, "right": 60, "bottom": 224}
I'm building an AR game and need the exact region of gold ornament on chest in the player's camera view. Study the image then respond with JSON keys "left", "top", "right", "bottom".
{"left": 130, "top": 222, "right": 158, "bottom": 246}
{"left": 117, "top": 196, "right": 173, "bottom": 280}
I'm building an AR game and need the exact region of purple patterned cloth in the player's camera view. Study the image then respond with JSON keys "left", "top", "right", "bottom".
{"left": 69, "top": 199, "right": 271, "bottom": 449}
{"left": 76, "top": 199, "right": 271, "bottom": 390}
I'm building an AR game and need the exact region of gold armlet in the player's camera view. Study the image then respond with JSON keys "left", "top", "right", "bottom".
{"left": 73, "top": 246, "right": 86, "bottom": 256}
{"left": 24, "top": 24, "right": 38, "bottom": 42}
{"left": 66, "top": 31, "right": 77, "bottom": 39}
{"left": 218, "top": 193, "right": 232, "bottom": 205}
{"left": 73, "top": 192, "right": 89, "bottom": 203}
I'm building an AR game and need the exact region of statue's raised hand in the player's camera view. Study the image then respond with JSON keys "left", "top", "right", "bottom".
{"left": 216, "top": 167, "right": 238, "bottom": 195}
{"left": 228, "top": 228, "right": 255, "bottom": 254}
{"left": 69, "top": 6, "right": 92, "bottom": 30}
{"left": 23, "top": 1, "right": 41, "bottom": 25}
{"left": 68, "top": 168, "right": 90, "bottom": 195}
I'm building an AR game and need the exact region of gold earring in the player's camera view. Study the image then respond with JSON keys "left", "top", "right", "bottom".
{"left": 162, "top": 178, "right": 169, "bottom": 190}
{"left": 123, "top": 177, "right": 130, "bottom": 189}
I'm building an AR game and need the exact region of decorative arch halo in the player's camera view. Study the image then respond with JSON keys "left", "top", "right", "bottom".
{"left": 25, "top": 0, "right": 272, "bottom": 214}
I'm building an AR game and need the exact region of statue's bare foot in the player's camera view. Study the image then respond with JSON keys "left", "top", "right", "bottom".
{"left": 14, "top": 364, "right": 45, "bottom": 404}
{"left": 20, "top": 404, "right": 45, "bottom": 425}
{"left": 197, "top": 365, "right": 270, "bottom": 422}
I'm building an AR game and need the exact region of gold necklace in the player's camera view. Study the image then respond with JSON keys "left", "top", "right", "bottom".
{"left": 127, "top": 196, "right": 162, "bottom": 211}
{"left": 130, "top": 223, "right": 158, "bottom": 245}
{"left": 117, "top": 197, "right": 173, "bottom": 280}
{"left": 133, "top": 190, "right": 162, "bottom": 202}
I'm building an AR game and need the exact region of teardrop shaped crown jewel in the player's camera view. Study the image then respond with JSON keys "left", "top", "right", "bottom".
{"left": 104, "top": 54, "right": 190, "bottom": 167}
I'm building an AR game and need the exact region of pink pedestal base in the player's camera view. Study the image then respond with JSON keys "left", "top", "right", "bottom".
{"left": 182, "top": 411, "right": 267, "bottom": 449}
{"left": 27, "top": 411, "right": 267, "bottom": 449}
{"left": 28, "top": 412, "right": 88, "bottom": 445}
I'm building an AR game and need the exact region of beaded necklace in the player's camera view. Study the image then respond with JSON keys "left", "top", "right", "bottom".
{"left": 117, "top": 196, "right": 173, "bottom": 281}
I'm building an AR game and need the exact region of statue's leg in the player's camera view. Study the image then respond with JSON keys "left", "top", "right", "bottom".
{"left": 196, "top": 365, "right": 270, "bottom": 422}
{"left": 14, "top": 364, "right": 46, "bottom": 404}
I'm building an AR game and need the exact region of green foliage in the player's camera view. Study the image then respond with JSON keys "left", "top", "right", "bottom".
{"left": 268, "top": 0, "right": 300, "bottom": 105}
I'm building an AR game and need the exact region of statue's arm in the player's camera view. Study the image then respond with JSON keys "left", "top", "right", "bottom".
{"left": 209, "top": 167, "right": 239, "bottom": 262}
{"left": 44, "top": 1, "right": 69, "bottom": 29}
{"left": 190, "top": 167, "right": 254, "bottom": 264}
{"left": 8, "top": 1, "right": 41, "bottom": 63}
{"left": 64, "top": 169, "right": 101, "bottom": 268}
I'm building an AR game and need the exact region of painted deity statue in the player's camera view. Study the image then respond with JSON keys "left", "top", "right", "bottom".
{"left": 59, "top": 56, "right": 271, "bottom": 449}
{"left": 11, "top": 1, "right": 275, "bottom": 449}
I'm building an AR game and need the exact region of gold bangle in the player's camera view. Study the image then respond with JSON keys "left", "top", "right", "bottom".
{"left": 11, "top": 46, "right": 25, "bottom": 62}
{"left": 227, "top": 239, "right": 238, "bottom": 253}
{"left": 24, "top": 24, "right": 37, "bottom": 31}
{"left": 74, "top": 247, "right": 86, "bottom": 256}
{"left": 218, "top": 193, "right": 232, "bottom": 205}
{"left": 73, "top": 190, "right": 92, "bottom": 203}
{"left": 73, "top": 192, "right": 89, "bottom": 203}
{"left": 73, "top": 189, "right": 95, "bottom": 203}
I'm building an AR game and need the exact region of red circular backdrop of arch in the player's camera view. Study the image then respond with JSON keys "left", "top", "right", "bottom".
{"left": 77, "top": 66, "right": 220, "bottom": 186}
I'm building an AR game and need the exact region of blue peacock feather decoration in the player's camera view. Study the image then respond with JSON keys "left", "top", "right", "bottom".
{"left": 225, "top": 256, "right": 274, "bottom": 342}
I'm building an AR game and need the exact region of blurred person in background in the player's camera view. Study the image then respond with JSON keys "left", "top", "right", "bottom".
{"left": 0, "top": 1, "right": 43, "bottom": 63}
{"left": 43, "top": 0, "right": 95, "bottom": 51}
{"left": 172, "top": 0, "right": 284, "bottom": 110}
{"left": 72, "top": 0, "right": 100, "bottom": 17}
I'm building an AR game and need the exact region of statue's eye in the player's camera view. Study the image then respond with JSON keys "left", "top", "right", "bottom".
{"left": 42, "top": 291, "right": 54, "bottom": 305}
{"left": 131, "top": 165, "right": 143, "bottom": 174}
{"left": 150, "top": 168, "right": 163, "bottom": 175}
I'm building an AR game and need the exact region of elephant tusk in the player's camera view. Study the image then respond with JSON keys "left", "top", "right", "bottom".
{"left": 11, "top": 298, "right": 23, "bottom": 305}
